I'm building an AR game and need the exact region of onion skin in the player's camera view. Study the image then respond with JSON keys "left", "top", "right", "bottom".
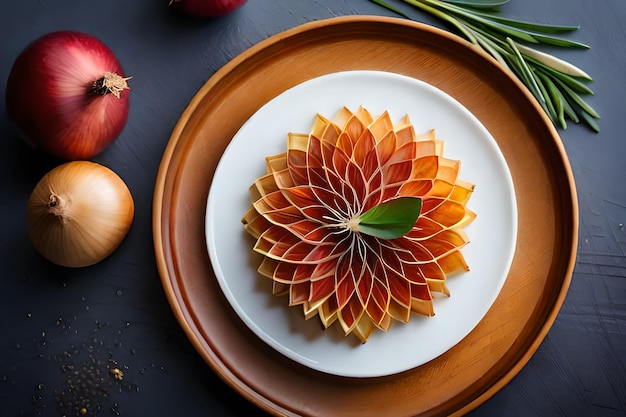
{"left": 26, "top": 161, "right": 134, "bottom": 268}
{"left": 168, "top": 0, "right": 247, "bottom": 18}
{"left": 5, "top": 31, "right": 130, "bottom": 160}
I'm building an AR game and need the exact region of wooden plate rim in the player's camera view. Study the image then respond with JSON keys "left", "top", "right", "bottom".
{"left": 153, "top": 15, "right": 578, "bottom": 417}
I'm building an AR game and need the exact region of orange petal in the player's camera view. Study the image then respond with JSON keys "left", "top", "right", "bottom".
{"left": 352, "top": 128, "right": 376, "bottom": 167}
{"left": 310, "top": 274, "right": 337, "bottom": 302}
{"left": 421, "top": 198, "right": 467, "bottom": 227}
{"left": 410, "top": 155, "right": 439, "bottom": 180}
{"left": 368, "top": 111, "right": 393, "bottom": 142}
{"left": 399, "top": 178, "right": 434, "bottom": 197}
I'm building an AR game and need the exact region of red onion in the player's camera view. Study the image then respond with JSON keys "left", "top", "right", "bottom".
{"left": 168, "top": 0, "right": 247, "bottom": 18}
{"left": 5, "top": 31, "right": 130, "bottom": 160}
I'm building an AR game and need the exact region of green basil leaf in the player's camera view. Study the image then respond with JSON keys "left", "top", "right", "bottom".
{"left": 356, "top": 223, "right": 415, "bottom": 240}
{"left": 357, "top": 197, "right": 422, "bottom": 239}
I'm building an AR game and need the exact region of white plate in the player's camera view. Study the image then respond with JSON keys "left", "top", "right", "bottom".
{"left": 206, "top": 70, "right": 517, "bottom": 378}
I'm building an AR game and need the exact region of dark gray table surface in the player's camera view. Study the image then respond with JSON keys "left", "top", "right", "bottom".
{"left": 1, "top": 1, "right": 624, "bottom": 416}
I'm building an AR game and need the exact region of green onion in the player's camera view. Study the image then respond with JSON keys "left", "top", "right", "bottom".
{"left": 369, "top": 0, "right": 599, "bottom": 132}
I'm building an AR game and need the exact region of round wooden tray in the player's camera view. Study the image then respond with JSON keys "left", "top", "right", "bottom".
{"left": 153, "top": 16, "right": 577, "bottom": 416}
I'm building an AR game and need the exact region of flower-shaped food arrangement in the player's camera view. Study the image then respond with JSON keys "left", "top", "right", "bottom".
{"left": 241, "top": 106, "right": 476, "bottom": 343}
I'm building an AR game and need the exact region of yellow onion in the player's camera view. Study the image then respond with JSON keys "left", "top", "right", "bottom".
{"left": 26, "top": 161, "right": 134, "bottom": 268}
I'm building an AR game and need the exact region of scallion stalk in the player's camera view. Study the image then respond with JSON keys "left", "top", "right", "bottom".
{"left": 369, "top": 0, "right": 599, "bottom": 132}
